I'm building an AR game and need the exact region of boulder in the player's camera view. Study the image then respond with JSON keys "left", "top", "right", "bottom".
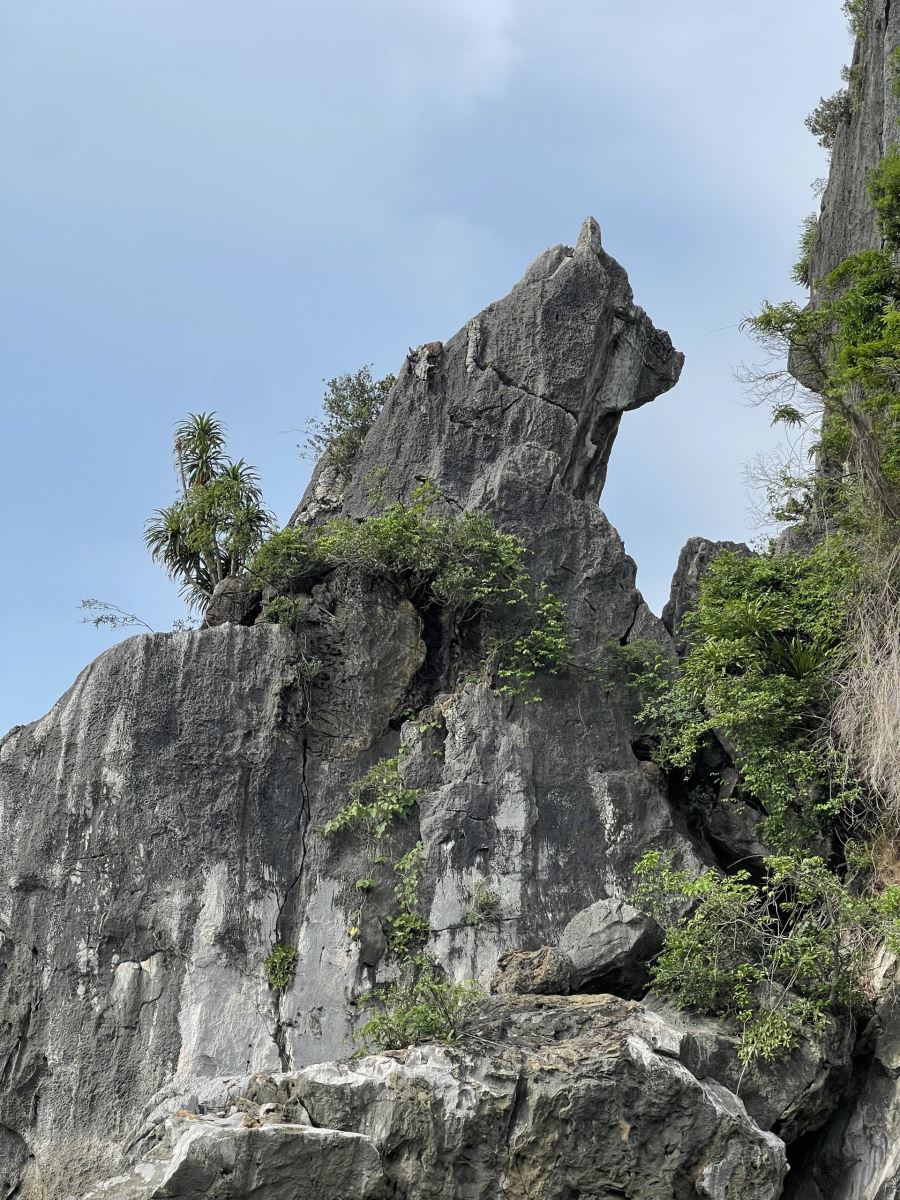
{"left": 489, "top": 946, "right": 572, "bottom": 995}
{"left": 203, "top": 574, "right": 261, "bottom": 627}
{"left": 558, "top": 897, "right": 662, "bottom": 995}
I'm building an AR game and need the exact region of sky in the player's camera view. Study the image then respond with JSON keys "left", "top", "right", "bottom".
{"left": 0, "top": 0, "right": 849, "bottom": 735}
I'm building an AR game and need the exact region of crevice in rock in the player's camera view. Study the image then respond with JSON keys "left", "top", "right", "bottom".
{"left": 474, "top": 358, "right": 578, "bottom": 420}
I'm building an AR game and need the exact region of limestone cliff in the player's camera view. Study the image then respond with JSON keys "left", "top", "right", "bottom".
{"left": 0, "top": 191, "right": 887, "bottom": 1198}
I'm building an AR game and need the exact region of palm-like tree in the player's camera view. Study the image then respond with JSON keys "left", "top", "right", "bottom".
{"left": 145, "top": 414, "right": 273, "bottom": 611}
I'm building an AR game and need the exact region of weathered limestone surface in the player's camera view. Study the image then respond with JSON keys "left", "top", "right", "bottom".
{"left": 0, "top": 219, "right": 727, "bottom": 1199}
{"left": 81, "top": 996, "right": 789, "bottom": 1200}
{"left": 2, "top": 215, "right": 859, "bottom": 1199}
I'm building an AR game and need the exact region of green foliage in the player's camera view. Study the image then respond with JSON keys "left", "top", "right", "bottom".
{"left": 635, "top": 851, "right": 900, "bottom": 1063}
{"left": 792, "top": 214, "right": 819, "bottom": 289}
{"left": 261, "top": 594, "right": 307, "bottom": 632}
{"left": 249, "top": 528, "right": 319, "bottom": 594}
{"left": 636, "top": 542, "right": 858, "bottom": 845}
{"left": 263, "top": 943, "right": 298, "bottom": 991}
{"left": 251, "top": 485, "right": 571, "bottom": 699}
{"left": 145, "top": 413, "right": 273, "bottom": 611}
{"left": 463, "top": 882, "right": 501, "bottom": 928}
{"left": 746, "top": 245, "right": 900, "bottom": 517}
{"left": 78, "top": 599, "right": 154, "bottom": 633}
{"left": 304, "top": 366, "right": 395, "bottom": 475}
{"left": 805, "top": 88, "right": 852, "bottom": 150}
{"left": 843, "top": 0, "right": 869, "bottom": 37}
{"left": 868, "top": 146, "right": 900, "bottom": 251}
{"left": 385, "top": 843, "right": 430, "bottom": 956}
{"left": 323, "top": 757, "right": 422, "bottom": 842}
{"left": 354, "top": 954, "right": 483, "bottom": 1052}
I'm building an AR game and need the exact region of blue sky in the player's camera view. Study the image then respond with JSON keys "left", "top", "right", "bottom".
{"left": 1, "top": 1, "right": 848, "bottom": 734}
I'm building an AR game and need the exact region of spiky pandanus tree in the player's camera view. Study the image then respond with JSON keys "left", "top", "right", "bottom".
{"left": 145, "top": 413, "right": 273, "bottom": 611}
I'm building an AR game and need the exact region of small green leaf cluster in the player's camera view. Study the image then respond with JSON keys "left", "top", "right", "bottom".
{"left": 354, "top": 953, "right": 483, "bottom": 1053}
{"left": 636, "top": 543, "right": 858, "bottom": 845}
{"left": 322, "top": 757, "right": 422, "bottom": 842}
{"left": 263, "top": 943, "right": 298, "bottom": 991}
{"left": 747, "top": 244, "right": 900, "bottom": 514}
{"left": 843, "top": 0, "right": 869, "bottom": 37}
{"left": 385, "top": 843, "right": 430, "bottom": 957}
{"left": 494, "top": 587, "right": 570, "bottom": 701}
{"left": 635, "top": 851, "right": 900, "bottom": 1063}
{"left": 791, "top": 214, "right": 819, "bottom": 289}
{"left": 463, "top": 882, "right": 501, "bottom": 928}
{"left": 261, "top": 594, "right": 307, "bottom": 631}
{"left": 304, "top": 366, "right": 395, "bottom": 476}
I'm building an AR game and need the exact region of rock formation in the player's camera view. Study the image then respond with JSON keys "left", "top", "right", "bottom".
{"left": 4, "top": 67, "right": 899, "bottom": 1186}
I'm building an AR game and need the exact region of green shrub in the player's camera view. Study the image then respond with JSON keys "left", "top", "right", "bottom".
{"left": 746, "top": 245, "right": 900, "bottom": 516}
{"left": 354, "top": 954, "right": 483, "bottom": 1052}
{"left": 843, "top": 0, "right": 869, "bottom": 37}
{"left": 264, "top": 944, "right": 298, "bottom": 991}
{"left": 635, "top": 851, "right": 900, "bottom": 1063}
{"left": 385, "top": 843, "right": 430, "bottom": 956}
{"left": 463, "top": 882, "right": 501, "bottom": 927}
{"left": 891, "top": 47, "right": 900, "bottom": 98}
{"left": 304, "top": 366, "right": 395, "bottom": 475}
{"left": 261, "top": 594, "right": 306, "bottom": 629}
{"left": 251, "top": 486, "right": 571, "bottom": 700}
{"left": 635, "top": 542, "right": 858, "bottom": 845}
{"left": 322, "top": 757, "right": 422, "bottom": 842}
{"left": 868, "top": 146, "right": 900, "bottom": 251}
{"left": 248, "top": 527, "right": 318, "bottom": 594}
{"left": 792, "top": 214, "right": 819, "bottom": 289}
{"left": 805, "top": 88, "right": 852, "bottom": 150}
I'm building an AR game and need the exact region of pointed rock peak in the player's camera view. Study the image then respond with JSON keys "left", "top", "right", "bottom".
{"left": 575, "top": 216, "right": 602, "bottom": 257}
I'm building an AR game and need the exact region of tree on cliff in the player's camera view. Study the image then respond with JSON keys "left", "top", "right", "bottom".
{"left": 145, "top": 412, "right": 273, "bottom": 611}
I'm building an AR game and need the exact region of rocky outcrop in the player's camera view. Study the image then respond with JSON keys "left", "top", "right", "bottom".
{"left": 0, "top": 219, "right": 724, "bottom": 1198}
{"left": 662, "top": 537, "right": 751, "bottom": 654}
{"left": 81, "top": 996, "right": 789, "bottom": 1200}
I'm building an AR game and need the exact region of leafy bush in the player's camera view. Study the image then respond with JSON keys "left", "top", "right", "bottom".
{"left": 248, "top": 528, "right": 319, "bottom": 594}
{"left": 868, "top": 146, "right": 900, "bottom": 252}
{"left": 304, "top": 366, "right": 395, "bottom": 475}
{"left": 792, "top": 214, "right": 819, "bottom": 289}
{"left": 805, "top": 88, "right": 852, "bottom": 150}
{"left": 354, "top": 954, "right": 483, "bottom": 1052}
{"left": 635, "top": 851, "right": 900, "bottom": 1063}
{"left": 264, "top": 944, "right": 298, "bottom": 991}
{"left": 746, "top": 247, "right": 900, "bottom": 519}
{"left": 843, "top": 0, "right": 869, "bottom": 37}
{"left": 385, "top": 843, "right": 430, "bottom": 956}
{"left": 250, "top": 485, "right": 571, "bottom": 699}
{"left": 463, "top": 882, "right": 501, "bottom": 927}
{"left": 636, "top": 542, "right": 857, "bottom": 846}
{"left": 322, "top": 757, "right": 422, "bottom": 842}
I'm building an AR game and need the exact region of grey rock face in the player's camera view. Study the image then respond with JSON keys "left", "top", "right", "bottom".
{"left": 489, "top": 946, "right": 572, "bottom": 995}
{"left": 558, "top": 897, "right": 662, "bottom": 994}
{"left": 203, "top": 575, "right": 262, "bottom": 627}
{"left": 4, "top": 220, "right": 799, "bottom": 1199}
{"left": 662, "top": 536, "right": 751, "bottom": 654}
{"left": 807, "top": 0, "right": 899, "bottom": 286}
{"left": 79, "top": 996, "right": 788, "bottom": 1200}
{"left": 644, "top": 997, "right": 853, "bottom": 1144}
